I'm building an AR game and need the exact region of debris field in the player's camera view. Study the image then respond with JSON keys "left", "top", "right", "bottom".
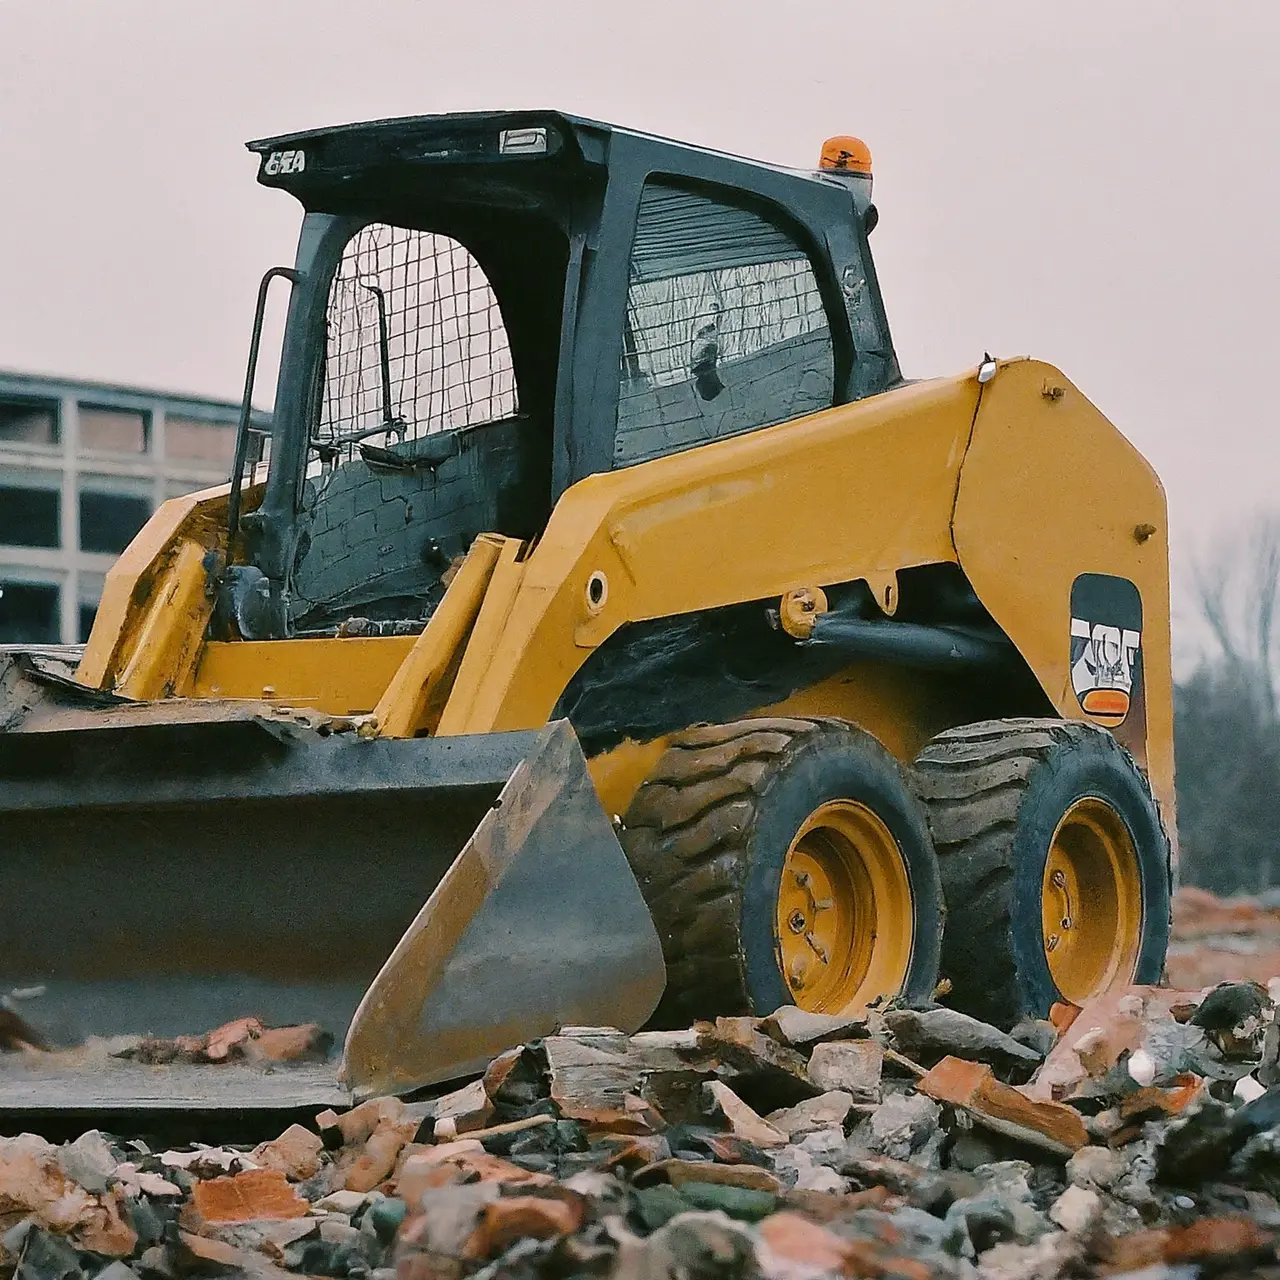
{"left": 4, "top": 973, "right": 1280, "bottom": 1280}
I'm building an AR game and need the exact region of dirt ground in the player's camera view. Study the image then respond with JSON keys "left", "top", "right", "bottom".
{"left": 1166, "top": 885, "right": 1280, "bottom": 988}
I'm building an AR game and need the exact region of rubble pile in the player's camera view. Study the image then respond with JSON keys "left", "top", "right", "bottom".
{"left": 4, "top": 986, "right": 1280, "bottom": 1279}
{"left": 1168, "top": 886, "right": 1280, "bottom": 989}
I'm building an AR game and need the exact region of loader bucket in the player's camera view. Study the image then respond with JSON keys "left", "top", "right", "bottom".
{"left": 343, "top": 719, "right": 667, "bottom": 1095}
{"left": 0, "top": 707, "right": 664, "bottom": 1086}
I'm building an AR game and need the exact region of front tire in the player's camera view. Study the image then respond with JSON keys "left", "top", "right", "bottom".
{"left": 620, "top": 717, "right": 943, "bottom": 1028}
{"left": 913, "top": 718, "right": 1171, "bottom": 1027}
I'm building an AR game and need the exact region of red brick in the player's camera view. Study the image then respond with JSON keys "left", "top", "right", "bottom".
{"left": 462, "top": 1193, "right": 585, "bottom": 1260}
{"left": 185, "top": 1168, "right": 309, "bottom": 1225}
{"left": 920, "top": 1056, "right": 1087, "bottom": 1156}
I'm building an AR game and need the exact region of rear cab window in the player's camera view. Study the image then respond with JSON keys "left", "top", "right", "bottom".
{"left": 615, "top": 183, "right": 835, "bottom": 467}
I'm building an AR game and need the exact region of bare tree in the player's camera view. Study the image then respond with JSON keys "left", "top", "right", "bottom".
{"left": 1178, "top": 514, "right": 1280, "bottom": 892}
{"left": 1194, "top": 515, "right": 1280, "bottom": 715}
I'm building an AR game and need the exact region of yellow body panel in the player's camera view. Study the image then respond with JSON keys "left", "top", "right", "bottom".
{"left": 78, "top": 483, "right": 236, "bottom": 690}
{"left": 437, "top": 374, "right": 977, "bottom": 735}
{"left": 373, "top": 534, "right": 506, "bottom": 737}
{"left": 193, "top": 636, "right": 415, "bottom": 713}
{"left": 951, "top": 358, "right": 1174, "bottom": 824}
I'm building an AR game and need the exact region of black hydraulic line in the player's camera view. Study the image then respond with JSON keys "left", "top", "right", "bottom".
{"left": 803, "top": 612, "right": 1014, "bottom": 671}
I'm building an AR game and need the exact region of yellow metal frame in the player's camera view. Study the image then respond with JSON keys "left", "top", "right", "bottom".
{"left": 74, "top": 359, "right": 1175, "bottom": 832}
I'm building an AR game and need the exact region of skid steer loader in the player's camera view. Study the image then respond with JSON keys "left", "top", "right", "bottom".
{"left": 0, "top": 114, "right": 1175, "bottom": 1099}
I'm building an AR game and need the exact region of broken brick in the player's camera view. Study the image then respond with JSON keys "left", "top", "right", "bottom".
{"left": 699, "top": 1018, "right": 818, "bottom": 1108}
{"left": 1104, "top": 1216, "right": 1275, "bottom": 1269}
{"left": 251, "top": 1123, "right": 324, "bottom": 1182}
{"left": 183, "top": 1167, "right": 309, "bottom": 1226}
{"left": 1049, "top": 1001, "right": 1081, "bottom": 1037}
{"left": 432, "top": 1079, "right": 495, "bottom": 1141}
{"left": 703, "top": 1079, "right": 787, "bottom": 1148}
{"left": 767, "top": 1090, "right": 855, "bottom": 1139}
{"left": 397, "top": 1146, "right": 551, "bottom": 1207}
{"left": 1026, "top": 987, "right": 1203, "bottom": 1101}
{"left": 545, "top": 1028, "right": 698, "bottom": 1127}
{"left": 919, "top": 1056, "right": 1087, "bottom": 1156}
{"left": 205, "top": 1016, "right": 265, "bottom": 1061}
{"left": 339, "top": 1113, "right": 418, "bottom": 1192}
{"left": 249, "top": 1023, "right": 332, "bottom": 1063}
{"left": 757, "top": 1210, "right": 855, "bottom": 1273}
{"left": 462, "top": 1192, "right": 586, "bottom": 1260}
{"left": 633, "top": 1157, "right": 782, "bottom": 1194}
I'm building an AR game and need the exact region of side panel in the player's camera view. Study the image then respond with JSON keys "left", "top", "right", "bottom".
{"left": 951, "top": 358, "right": 1175, "bottom": 825}
{"left": 438, "top": 374, "right": 978, "bottom": 735}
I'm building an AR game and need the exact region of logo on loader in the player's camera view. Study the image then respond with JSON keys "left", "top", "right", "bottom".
{"left": 1070, "top": 574, "right": 1143, "bottom": 728}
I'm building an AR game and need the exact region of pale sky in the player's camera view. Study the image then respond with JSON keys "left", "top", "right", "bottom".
{"left": 2, "top": 1, "right": 1277, "bottom": 661}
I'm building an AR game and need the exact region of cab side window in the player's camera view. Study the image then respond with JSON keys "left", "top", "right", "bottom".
{"left": 614, "top": 183, "right": 834, "bottom": 467}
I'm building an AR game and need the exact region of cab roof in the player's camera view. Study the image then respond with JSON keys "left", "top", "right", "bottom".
{"left": 245, "top": 109, "right": 847, "bottom": 205}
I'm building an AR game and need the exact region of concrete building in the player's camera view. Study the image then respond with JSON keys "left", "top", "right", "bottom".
{"left": 0, "top": 370, "right": 263, "bottom": 645}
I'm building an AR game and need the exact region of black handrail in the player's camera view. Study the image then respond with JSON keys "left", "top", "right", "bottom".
{"left": 228, "top": 266, "right": 300, "bottom": 539}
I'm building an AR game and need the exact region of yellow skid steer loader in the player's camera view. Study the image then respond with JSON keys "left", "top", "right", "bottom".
{"left": 0, "top": 115, "right": 1174, "bottom": 1098}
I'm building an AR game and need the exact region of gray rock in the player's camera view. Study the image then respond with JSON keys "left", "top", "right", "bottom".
{"left": 621, "top": 1210, "right": 757, "bottom": 1280}
{"left": 888, "top": 1205, "right": 952, "bottom": 1253}
{"left": 1066, "top": 1145, "right": 1130, "bottom": 1191}
{"left": 946, "top": 1188, "right": 1048, "bottom": 1260}
{"left": 795, "top": 1126, "right": 847, "bottom": 1167}
{"left": 766, "top": 1143, "right": 812, "bottom": 1188}
{"left": 1049, "top": 1185, "right": 1103, "bottom": 1235}
{"left": 1, "top": 1219, "right": 33, "bottom": 1262}
{"left": 971, "top": 1161, "right": 1036, "bottom": 1206}
{"left": 321, "top": 1221, "right": 361, "bottom": 1247}
{"left": 92, "top": 1266, "right": 140, "bottom": 1280}
{"left": 1008, "top": 1018, "right": 1058, "bottom": 1059}
{"left": 793, "top": 1164, "right": 847, "bottom": 1193}
{"left": 867, "top": 1091, "right": 941, "bottom": 1161}
{"left": 56, "top": 1130, "right": 117, "bottom": 1194}
{"left": 885, "top": 1008, "right": 1043, "bottom": 1073}
{"left": 13, "top": 1228, "right": 83, "bottom": 1280}
{"left": 766, "top": 1090, "right": 854, "bottom": 1139}
{"left": 806, "top": 1040, "right": 883, "bottom": 1100}
{"left": 760, "top": 1005, "right": 868, "bottom": 1047}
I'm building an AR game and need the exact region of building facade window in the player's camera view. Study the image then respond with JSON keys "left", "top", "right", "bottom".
{"left": 167, "top": 417, "right": 237, "bottom": 467}
{"left": 0, "top": 398, "right": 59, "bottom": 447}
{"left": 0, "top": 581, "right": 60, "bottom": 644}
{"left": 79, "top": 490, "right": 152, "bottom": 555}
{"left": 0, "top": 374, "right": 265, "bottom": 643}
{"left": 79, "top": 405, "right": 149, "bottom": 453}
{"left": 0, "top": 485, "right": 60, "bottom": 548}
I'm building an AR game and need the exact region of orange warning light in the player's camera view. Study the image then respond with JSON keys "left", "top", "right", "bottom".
{"left": 820, "top": 136, "right": 872, "bottom": 174}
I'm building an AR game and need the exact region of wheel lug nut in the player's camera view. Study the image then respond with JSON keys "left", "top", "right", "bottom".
{"left": 1051, "top": 870, "right": 1066, "bottom": 888}
{"left": 788, "top": 910, "right": 806, "bottom": 933}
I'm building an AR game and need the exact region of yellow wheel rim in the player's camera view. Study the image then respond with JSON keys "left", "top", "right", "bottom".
{"left": 1042, "top": 797, "right": 1143, "bottom": 1003}
{"left": 776, "top": 799, "right": 913, "bottom": 1014}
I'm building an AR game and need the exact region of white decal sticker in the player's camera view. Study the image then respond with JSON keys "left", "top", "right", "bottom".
{"left": 264, "top": 149, "right": 306, "bottom": 176}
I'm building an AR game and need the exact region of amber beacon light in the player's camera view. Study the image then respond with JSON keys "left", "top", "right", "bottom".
{"left": 819, "top": 135, "right": 873, "bottom": 174}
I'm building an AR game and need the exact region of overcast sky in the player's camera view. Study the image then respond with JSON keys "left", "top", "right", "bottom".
{"left": 2, "top": 1, "right": 1277, "bottom": 659}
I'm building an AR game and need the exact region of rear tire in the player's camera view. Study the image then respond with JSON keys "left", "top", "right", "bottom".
{"left": 912, "top": 718, "right": 1171, "bottom": 1028}
{"left": 620, "top": 717, "right": 943, "bottom": 1028}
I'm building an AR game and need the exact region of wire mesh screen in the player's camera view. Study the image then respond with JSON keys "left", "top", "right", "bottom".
{"left": 314, "top": 223, "right": 516, "bottom": 472}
